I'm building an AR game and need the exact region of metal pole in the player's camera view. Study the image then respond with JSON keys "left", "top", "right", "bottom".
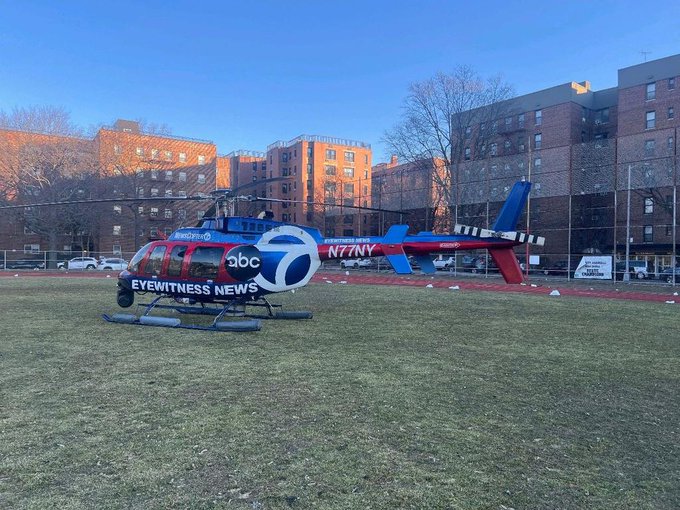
{"left": 673, "top": 185, "right": 677, "bottom": 285}
{"left": 624, "top": 164, "right": 631, "bottom": 281}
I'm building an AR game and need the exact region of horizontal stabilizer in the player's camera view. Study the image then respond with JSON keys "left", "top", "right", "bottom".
{"left": 454, "top": 224, "right": 545, "bottom": 246}
{"left": 413, "top": 255, "right": 436, "bottom": 274}
{"left": 381, "top": 225, "right": 412, "bottom": 274}
{"left": 386, "top": 254, "right": 413, "bottom": 274}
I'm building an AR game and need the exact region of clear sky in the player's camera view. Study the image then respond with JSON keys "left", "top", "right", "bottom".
{"left": 1, "top": 1, "right": 680, "bottom": 162}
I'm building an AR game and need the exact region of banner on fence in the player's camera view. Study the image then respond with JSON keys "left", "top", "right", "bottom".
{"left": 573, "top": 256, "right": 613, "bottom": 280}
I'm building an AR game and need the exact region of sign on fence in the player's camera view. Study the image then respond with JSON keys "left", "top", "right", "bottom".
{"left": 574, "top": 256, "right": 613, "bottom": 280}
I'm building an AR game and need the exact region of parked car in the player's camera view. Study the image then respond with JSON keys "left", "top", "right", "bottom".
{"left": 340, "top": 258, "right": 372, "bottom": 269}
{"left": 615, "top": 261, "right": 649, "bottom": 280}
{"left": 658, "top": 266, "right": 680, "bottom": 283}
{"left": 3, "top": 259, "right": 45, "bottom": 270}
{"left": 543, "top": 259, "right": 579, "bottom": 277}
{"left": 97, "top": 257, "right": 129, "bottom": 271}
{"left": 433, "top": 256, "right": 455, "bottom": 270}
{"left": 461, "top": 255, "right": 486, "bottom": 272}
{"left": 57, "top": 256, "right": 99, "bottom": 270}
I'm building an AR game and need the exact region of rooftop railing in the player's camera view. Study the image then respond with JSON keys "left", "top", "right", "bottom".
{"left": 222, "top": 150, "right": 266, "bottom": 158}
{"left": 98, "top": 126, "right": 214, "bottom": 145}
{"left": 267, "top": 134, "right": 371, "bottom": 151}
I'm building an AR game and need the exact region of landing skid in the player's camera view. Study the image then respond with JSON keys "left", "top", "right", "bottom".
{"left": 102, "top": 296, "right": 312, "bottom": 332}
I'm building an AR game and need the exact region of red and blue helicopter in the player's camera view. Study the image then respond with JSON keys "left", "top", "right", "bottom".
{"left": 1, "top": 180, "right": 543, "bottom": 331}
{"left": 108, "top": 180, "right": 543, "bottom": 331}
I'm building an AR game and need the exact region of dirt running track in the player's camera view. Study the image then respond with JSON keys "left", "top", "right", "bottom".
{"left": 2, "top": 269, "right": 678, "bottom": 304}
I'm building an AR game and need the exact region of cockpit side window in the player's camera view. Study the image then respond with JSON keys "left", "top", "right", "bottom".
{"left": 143, "top": 245, "right": 167, "bottom": 276}
{"left": 167, "top": 245, "right": 188, "bottom": 277}
{"left": 188, "top": 246, "right": 224, "bottom": 279}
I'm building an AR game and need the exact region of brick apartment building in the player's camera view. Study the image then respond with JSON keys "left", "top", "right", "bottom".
{"left": 373, "top": 54, "right": 680, "bottom": 274}
{"left": 224, "top": 135, "right": 372, "bottom": 237}
{"left": 0, "top": 119, "right": 219, "bottom": 258}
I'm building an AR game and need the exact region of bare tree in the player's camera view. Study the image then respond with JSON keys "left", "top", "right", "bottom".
{"left": 0, "top": 106, "right": 101, "bottom": 263}
{"left": 383, "top": 67, "right": 514, "bottom": 229}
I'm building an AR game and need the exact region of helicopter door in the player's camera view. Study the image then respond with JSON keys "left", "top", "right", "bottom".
{"left": 167, "top": 245, "right": 188, "bottom": 277}
{"left": 187, "top": 246, "right": 225, "bottom": 280}
{"left": 142, "top": 245, "right": 167, "bottom": 276}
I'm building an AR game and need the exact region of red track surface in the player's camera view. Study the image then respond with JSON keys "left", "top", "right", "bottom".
{"left": 1, "top": 270, "right": 678, "bottom": 304}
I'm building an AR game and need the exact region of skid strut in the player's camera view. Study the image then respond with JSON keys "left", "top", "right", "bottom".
{"left": 103, "top": 296, "right": 313, "bottom": 331}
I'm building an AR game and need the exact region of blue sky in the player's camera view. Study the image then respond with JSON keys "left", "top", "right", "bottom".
{"left": 1, "top": 1, "right": 680, "bottom": 161}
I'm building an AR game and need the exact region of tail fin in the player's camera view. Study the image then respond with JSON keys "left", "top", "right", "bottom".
{"left": 492, "top": 181, "right": 531, "bottom": 231}
{"left": 490, "top": 181, "right": 531, "bottom": 284}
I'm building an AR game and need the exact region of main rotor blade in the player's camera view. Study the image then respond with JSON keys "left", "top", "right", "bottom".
{"left": 247, "top": 196, "right": 409, "bottom": 215}
{"left": 0, "top": 195, "right": 212, "bottom": 210}
{"left": 454, "top": 224, "right": 545, "bottom": 246}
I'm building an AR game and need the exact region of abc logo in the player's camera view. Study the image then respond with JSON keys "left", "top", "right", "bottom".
{"left": 225, "top": 245, "right": 262, "bottom": 281}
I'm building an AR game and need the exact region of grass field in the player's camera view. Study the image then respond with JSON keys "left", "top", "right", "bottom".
{"left": 1, "top": 277, "right": 679, "bottom": 509}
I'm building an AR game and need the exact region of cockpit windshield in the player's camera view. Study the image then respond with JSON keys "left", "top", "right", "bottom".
{"left": 128, "top": 243, "right": 152, "bottom": 272}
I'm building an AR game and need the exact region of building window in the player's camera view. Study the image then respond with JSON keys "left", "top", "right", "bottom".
{"left": 307, "top": 163, "right": 313, "bottom": 175}
{"left": 668, "top": 137, "right": 674, "bottom": 150}
{"left": 364, "top": 170, "right": 368, "bottom": 179}
{"left": 23, "top": 244, "right": 40, "bottom": 254}
{"left": 518, "top": 113, "right": 525, "bottom": 128}
{"left": 113, "top": 244, "right": 122, "bottom": 255}
{"left": 595, "top": 108, "right": 609, "bottom": 124}
{"left": 646, "top": 111, "right": 656, "bottom": 129}
{"left": 197, "top": 210, "right": 205, "bottom": 219}
{"left": 136, "top": 147, "right": 144, "bottom": 156}
{"left": 150, "top": 207, "right": 159, "bottom": 217}
{"left": 164, "top": 151, "right": 172, "bottom": 161}
{"left": 325, "top": 149, "right": 336, "bottom": 160}
{"left": 151, "top": 149, "right": 159, "bottom": 160}
{"left": 165, "top": 171, "right": 173, "bottom": 181}
{"left": 646, "top": 82, "right": 656, "bottom": 100}
{"left": 150, "top": 169, "right": 158, "bottom": 180}
{"left": 179, "top": 152, "right": 187, "bottom": 163}
{"left": 644, "top": 197, "right": 654, "bottom": 214}
{"left": 465, "top": 126, "right": 471, "bottom": 138}
{"left": 179, "top": 171, "right": 187, "bottom": 182}
{"left": 669, "top": 77, "right": 676, "bottom": 90}
{"left": 505, "top": 117, "right": 512, "bottom": 129}
{"left": 150, "top": 188, "right": 159, "bottom": 196}
{"left": 644, "top": 139, "right": 655, "bottom": 155}
{"left": 150, "top": 227, "right": 159, "bottom": 237}
{"left": 535, "top": 109, "right": 542, "bottom": 126}
{"left": 643, "top": 225, "right": 653, "bottom": 243}
{"left": 668, "top": 107, "right": 674, "bottom": 119}
{"left": 504, "top": 140, "right": 511, "bottom": 151}
{"left": 178, "top": 209, "right": 186, "bottom": 220}
{"left": 165, "top": 189, "right": 173, "bottom": 197}
{"left": 534, "top": 133, "right": 542, "bottom": 149}
{"left": 344, "top": 151, "right": 355, "bottom": 162}
{"left": 307, "top": 146, "right": 313, "bottom": 158}
{"left": 164, "top": 209, "right": 172, "bottom": 219}
{"left": 198, "top": 155, "right": 206, "bottom": 165}
{"left": 252, "top": 176, "right": 257, "bottom": 182}
{"left": 113, "top": 205, "right": 122, "bottom": 215}
{"left": 164, "top": 227, "right": 173, "bottom": 237}
{"left": 534, "top": 157, "right": 542, "bottom": 169}
{"left": 177, "top": 190, "right": 187, "bottom": 197}
{"left": 113, "top": 225, "right": 121, "bottom": 236}
{"left": 343, "top": 167, "right": 354, "bottom": 177}
{"left": 325, "top": 165, "right": 336, "bottom": 175}
{"left": 114, "top": 144, "right": 122, "bottom": 155}
{"left": 197, "top": 174, "right": 206, "bottom": 184}
{"left": 490, "top": 143, "right": 497, "bottom": 156}
{"left": 282, "top": 153, "right": 288, "bottom": 163}
{"left": 464, "top": 147, "right": 471, "bottom": 160}
{"left": 138, "top": 206, "right": 144, "bottom": 215}
{"left": 344, "top": 183, "right": 354, "bottom": 195}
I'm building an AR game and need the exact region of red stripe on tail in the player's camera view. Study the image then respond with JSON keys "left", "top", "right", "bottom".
{"left": 489, "top": 248, "right": 524, "bottom": 284}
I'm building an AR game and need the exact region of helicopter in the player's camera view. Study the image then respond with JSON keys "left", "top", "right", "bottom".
{"left": 0, "top": 180, "right": 544, "bottom": 332}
